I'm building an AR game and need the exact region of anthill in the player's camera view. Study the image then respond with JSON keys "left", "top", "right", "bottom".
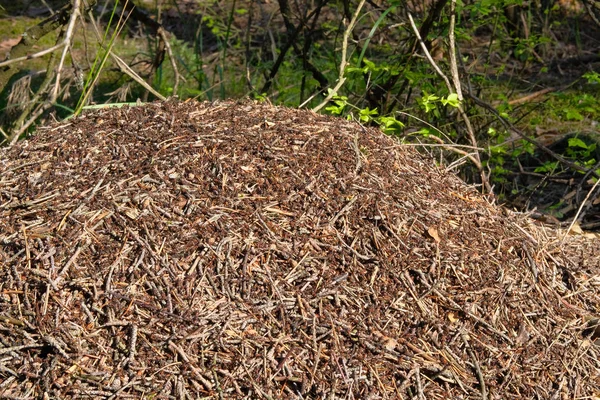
{"left": 1, "top": 100, "right": 599, "bottom": 399}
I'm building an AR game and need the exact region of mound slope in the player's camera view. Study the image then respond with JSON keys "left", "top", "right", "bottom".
{"left": 1, "top": 100, "right": 599, "bottom": 399}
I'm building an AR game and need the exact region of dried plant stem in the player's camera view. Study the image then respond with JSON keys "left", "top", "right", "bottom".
{"left": 158, "top": 27, "right": 181, "bottom": 96}
{"left": 120, "top": 0, "right": 181, "bottom": 97}
{"left": 9, "top": 105, "right": 50, "bottom": 145}
{"left": 85, "top": 9, "right": 167, "bottom": 102}
{"left": 8, "top": 47, "right": 61, "bottom": 144}
{"left": 448, "top": 0, "right": 462, "bottom": 102}
{"left": 407, "top": 13, "right": 452, "bottom": 93}
{"left": 0, "top": 44, "right": 65, "bottom": 69}
{"left": 561, "top": 176, "right": 600, "bottom": 242}
{"left": 0, "top": 1, "right": 96, "bottom": 84}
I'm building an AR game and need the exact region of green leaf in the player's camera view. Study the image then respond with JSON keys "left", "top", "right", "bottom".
{"left": 358, "top": 107, "right": 378, "bottom": 122}
{"left": 441, "top": 93, "right": 460, "bottom": 108}
{"left": 534, "top": 161, "right": 559, "bottom": 173}
{"left": 583, "top": 71, "right": 600, "bottom": 84}
{"left": 568, "top": 137, "right": 588, "bottom": 149}
{"left": 363, "top": 59, "right": 377, "bottom": 71}
{"left": 378, "top": 116, "right": 404, "bottom": 134}
{"left": 565, "top": 109, "right": 584, "bottom": 121}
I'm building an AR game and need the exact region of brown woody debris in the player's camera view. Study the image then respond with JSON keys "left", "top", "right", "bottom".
{"left": 1, "top": 100, "right": 599, "bottom": 399}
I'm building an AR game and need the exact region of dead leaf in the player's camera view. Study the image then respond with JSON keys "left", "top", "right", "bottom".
{"left": 384, "top": 338, "right": 398, "bottom": 351}
{"left": 447, "top": 312, "right": 459, "bottom": 323}
{"left": 427, "top": 226, "right": 441, "bottom": 243}
{"left": 568, "top": 222, "right": 583, "bottom": 235}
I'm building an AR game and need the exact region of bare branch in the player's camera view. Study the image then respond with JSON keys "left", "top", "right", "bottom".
{"left": 0, "top": 43, "right": 66, "bottom": 69}
{"left": 51, "top": 0, "right": 82, "bottom": 102}
{"left": 312, "top": 0, "right": 366, "bottom": 112}
{"left": 408, "top": 10, "right": 489, "bottom": 192}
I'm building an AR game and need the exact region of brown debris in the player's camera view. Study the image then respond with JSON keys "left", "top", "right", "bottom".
{"left": 1, "top": 99, "right": 599, "bottom": 399}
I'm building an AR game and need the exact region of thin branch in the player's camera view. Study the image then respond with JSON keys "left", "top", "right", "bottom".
{"left": 108, "top": 53, "right": 167, "bottom": 101}
{"left": 408, "top": 10, "right": 489, "bottom": 192}
{"left": 562, "top": 175, "right": 600, "bottom": 242}
{"left": 312, "top": 0, "right": 366, "bottom": 112}
{"left": 493, "top": 87, "right": 556, "bottom": 107}
{"left": 338, "top": 0, "right": 366, "bottom": 83}
{"left": 461, "top": 329, "right": 488, "bottom": 400}
{"left": 449, "top": 0, "right": 462, "bottom": 102}
{"left": 423, "top": 134, "right": 483, "bottom": 163}
{"left": 9, "top": 103, "right": 50, "bottom": 145}
{"left": 51, "top": 0, "right": 82, "bottom": 102}
{"left": 448, "top": 0, "right": 486, "bottom": 190}
{"left": 158, "top": 27, "right": 181, "bottom": 96}
{"left": 467, "top": 93, "right": 600, "bottom": 180}
{"left": 0, "top": 0, "right": 78, "bottom": 84}
{"left": 260, "top": 1, "right": 325, "bottom": 94}
{"left": 0, "top": 43, "right": 66, "bottom": 69}
{"left": 120, "top": 0, "right": 181, "bottom": 96}
{"left": 407, "top": 12, "right": 452, "bottom": 93}
{"left": 7, "top": 32, "right": 65, "bottom": 144}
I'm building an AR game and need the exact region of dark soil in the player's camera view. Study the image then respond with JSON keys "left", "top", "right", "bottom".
{"left": 0, "top": 100, "right": 599, "bottom": 399}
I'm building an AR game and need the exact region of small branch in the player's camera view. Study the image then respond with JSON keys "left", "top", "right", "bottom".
{"left": 561, "top": 174, "right": 600, "bottom": 242}
{"left": 127, "top": 323, "right": 138, "bottom": 364}
{"left": 244, "top": 0, "right": 256, "bottom": 92}
{"left": 338, "top": 0, "right": 365, "bottom": 84}
{"left": 120, "top": 0, "right": 181, "bottom": 96}
{"left": 583, "top": 0, "right": 600, "bottom": 27}
{"left": 158, "top": 27, "right": 181, "bottom": 96}
{"left": 414, "top": 366, "right": 426, "bottom": 400}
{"left": 407, "top": 13, "right": 452, "bottom": 94}
{"left": 417, "top": 0, "right": 450, "bottom": 46}
{"left": 425, "top": 133, "right": 482, "bottom": 165}
{"left": 7, "top": 36, "right": 63, "bottom": 143}
{"left": 493, "top": 87, "right": 556, "bottom": 107}
{"left": 50, "top": 0, "right": 82, "bottom": 102}
{"left": 0, "top": 1, "right": 78, "bottom": 87}
{"left": 311, "top": 78, "right": 346, "bottom": 113}
{"left": 312, "top": 0, "right": 366, "bottom": 112}
{"left": 408, "top": 10, "right": 489, "bottom": 192}
{"left": 109, "top": 52, "right": 167, "bottom": 101}
{"left": 260, "top": 0, "right": 325, "bottom": 94}
{"left": 461, "top": 329, "right": 487, "bottom": 400}
{"left": 468, "top": 93, "right": 600, "bottom": 180}
{"left": 0, "top": 43, "right": 65, "bottom": 69}
{"left": 448, "top": 0, "right": 462, "bottom": 102}
{"left": 278, "top": 0, "right": 328, "bottom": 95}
{"left": 8, "top": 97, "right": 52, "bottom": 146}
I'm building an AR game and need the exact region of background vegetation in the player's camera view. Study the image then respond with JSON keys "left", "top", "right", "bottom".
{"left": 1, "top": 0, "right": 600, "bottom": 228}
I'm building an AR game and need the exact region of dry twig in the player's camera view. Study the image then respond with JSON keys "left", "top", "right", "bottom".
{"left": 312, "top": 0, "right": 366, "bottom": 112}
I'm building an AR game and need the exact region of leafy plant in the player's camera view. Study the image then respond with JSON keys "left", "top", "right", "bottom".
{"left": 584, "top": 71, "right": 600, "bottom": 84}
